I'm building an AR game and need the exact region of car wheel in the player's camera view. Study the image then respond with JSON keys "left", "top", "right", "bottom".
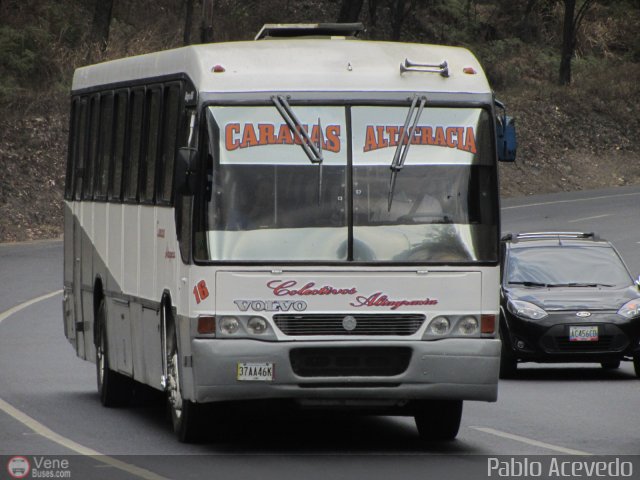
{"left": 600, "top": 360, "right": 620, "bottom": 370}
{"left": 499, "top": 330, "right": 518, "bottom": 379}
{"left": 414, "top": 400, "right": 462, "bottom": 442}
{"left": 95, "top": 299, "right": 133, "bottom": 407}
{"left": 634, "top": 355, "right": 640, "bottom": 378}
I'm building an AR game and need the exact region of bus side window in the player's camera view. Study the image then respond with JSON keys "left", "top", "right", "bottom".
{"left": 140, "top": 86, "right": 162, "bottom": 204}
{"left": 124, "top": 88, "right": 144, "bottom": 202}
{"left": 73, "top": 98, "right": 88, "bottom": 200}
{"left": 95, "top": 92, "right": 114, "bottom": 200}
{"left": 109, "top": 90, "right": 128, "bottom": 202}
{"left": 159, "top": 83, "right": 181, "bottom": 204}
{"left": 83, "top": 94, "right": 100, "bottom": 200}
{"left": 65, "top": 98, "right": 80, "bottom": 200}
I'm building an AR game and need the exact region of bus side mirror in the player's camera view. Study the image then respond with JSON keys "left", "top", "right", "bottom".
{"left": 175, "top": 147, "right": 197, "bottom": 195}
{"left": 495, "top": 99, "right": 517, "bottom": 163}
{"left": 497, "top": 116, "right": 517, "bottom": 162}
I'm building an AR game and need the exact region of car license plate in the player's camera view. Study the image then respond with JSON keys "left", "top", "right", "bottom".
{"left": 569, "top": 326, "right": 598, "bottom": 342}
{"left": 237, "top": 362, "right": 274, "bottom": 381}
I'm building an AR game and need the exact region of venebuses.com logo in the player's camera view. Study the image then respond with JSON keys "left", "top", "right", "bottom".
{"left": 6, "top": 456, "right": 71, "bottom": 479}
{"left": 6, "top": 456, "right": 30, "bottom": 479}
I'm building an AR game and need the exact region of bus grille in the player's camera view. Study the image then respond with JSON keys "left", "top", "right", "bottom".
{"left": 290, "top": 347, "right": 412, "bottom": 377}
{"left": 273, "top": 314, "right": 425, "bottom": 336}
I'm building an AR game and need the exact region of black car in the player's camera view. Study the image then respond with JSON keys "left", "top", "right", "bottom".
{"left": 499, "top": 232, "right": 640, "bottom": 378}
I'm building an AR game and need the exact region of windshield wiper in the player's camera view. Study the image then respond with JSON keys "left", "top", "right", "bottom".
{"left": 271, "top": 95, "right": 324, "bottom": 204}
{"left": 508, "top": 281, "right": 550, "bottom": 288}
{"left": 387, "top": 95, "right": 427, "bottom": 211}
{"left": 547, "top": 282, "right": 615, "bottom": 288}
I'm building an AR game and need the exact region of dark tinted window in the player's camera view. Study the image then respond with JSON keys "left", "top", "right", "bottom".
{"left": 109, "top": 90, "right": 128, "bottom": 201}
{"left": 159, "top": 84, "right": 181, "bottom": 203}
{"left": 65, "top": 99, "right": 80, "bottom": 200}
{"left": 73, "top": 98, "right": 88, "bottom": 200}
{"left": 140, "top": 87, "right": 162, "bottom": 203}
{"left": 96, "top": 93, "right": 114, "bottom": 199}
{"left": 506, "top": 245, "right": 632, "bottom": 287}
{"left": 125, "top": 89, "right": 144, "bottom": 201}
{"left": 84, "top": 94, "right": 100, "bottom": 199}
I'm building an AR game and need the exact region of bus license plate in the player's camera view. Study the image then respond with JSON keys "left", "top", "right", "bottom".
{"left": 237, "top": 362, "right": 274, "bottom": 381}
{"left": 569, "top": 326, "right": 598, "bottom": 342}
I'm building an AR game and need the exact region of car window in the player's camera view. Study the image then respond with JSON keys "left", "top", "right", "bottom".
{"left": 506, "top": 245, "right": 632, "bottom": 287}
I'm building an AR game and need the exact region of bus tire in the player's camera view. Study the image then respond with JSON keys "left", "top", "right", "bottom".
{"left": 633, "top": 355, "right": 640, "bottom": 378}
{"left": 414, "top": 400, "right": 462, "bottom": 442}
{"left": 95, "top": 299, "right": 133, "bottom": 407}
{"left": 165, "top": 313, "right": 205, "bottom": 443}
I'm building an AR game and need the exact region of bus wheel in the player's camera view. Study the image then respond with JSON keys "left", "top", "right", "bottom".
{"left": 633, "top": 355, "right": 640, "bottom": 378}
{"left": 414, "top": 400, "right": 462, "bottom": 442}
{"left": 166, "top": 330, "right": 204, "bottom": 443}
{"left": 95, "top": 300, "right": 132, "bottom": 407}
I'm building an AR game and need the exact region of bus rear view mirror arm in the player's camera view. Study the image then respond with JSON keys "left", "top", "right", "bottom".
{"left": 176, "top": 147, "right": 198, "bottom": 195}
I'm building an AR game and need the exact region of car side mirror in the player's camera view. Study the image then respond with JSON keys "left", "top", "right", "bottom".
{"left": 175, "top": 147, "right": 197, "bottom": 195}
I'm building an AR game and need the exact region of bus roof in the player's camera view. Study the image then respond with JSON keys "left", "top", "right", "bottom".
{"left": 72, "top": 39, "right": 491, "bottom": 95}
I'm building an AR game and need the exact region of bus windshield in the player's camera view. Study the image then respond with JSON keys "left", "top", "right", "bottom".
{"left": 197, "top": 104, "right": 498, "bottom": 263}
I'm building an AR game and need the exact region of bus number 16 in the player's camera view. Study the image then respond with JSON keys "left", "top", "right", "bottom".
{"left": 193, "top": 280, "right": 210, "bottom": 304}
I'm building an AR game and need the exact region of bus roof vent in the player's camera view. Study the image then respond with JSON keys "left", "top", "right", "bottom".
{"left": 255, "top": 23, "right": 365, "bottom": 41}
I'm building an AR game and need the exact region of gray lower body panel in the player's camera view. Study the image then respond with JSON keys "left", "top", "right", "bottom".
{"left": 191, "top": 338, "right": 500, "bottom": 404}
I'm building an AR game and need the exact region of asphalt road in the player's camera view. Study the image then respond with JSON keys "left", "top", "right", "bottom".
{"left": 1, "top": 186, "right": 639, "bottom": 480}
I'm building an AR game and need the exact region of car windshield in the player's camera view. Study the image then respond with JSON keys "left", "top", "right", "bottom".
{"left": 505, "top": 245, "right": 632, "bottom": 287}
{"left": 195, "top": 104, "right": 498, "bottom": 263}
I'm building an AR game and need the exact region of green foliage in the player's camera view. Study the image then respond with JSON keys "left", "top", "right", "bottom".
{"left": 0, "top": 26, "right": 49, "bottom": 79}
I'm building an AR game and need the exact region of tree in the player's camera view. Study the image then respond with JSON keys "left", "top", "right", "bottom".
{"left": 200, "top": 0, "right": 215, "bottom": 43}
{"left": 88, "top": 0, "right": 114, "bottom": 54}
{"left": 337, "top": 0, "right": 365, "bottom": 22}
{"left": 184, "top": 0, "right": 195, "bottom": 46}
{"left": 558, "top": 0, "right": 595, "bottom": 85}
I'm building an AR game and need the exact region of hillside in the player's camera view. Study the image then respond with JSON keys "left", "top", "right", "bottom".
{"left": 1, "top": 0, "right": 639, "bottom": 242}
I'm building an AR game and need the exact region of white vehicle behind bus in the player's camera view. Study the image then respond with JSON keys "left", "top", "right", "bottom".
{"left": 62, "top": 23, "right": 516, "bottom": 443}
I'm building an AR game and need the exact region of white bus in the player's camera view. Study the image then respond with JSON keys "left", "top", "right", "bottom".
{"left": 63, "top": 23, "right": 516, "bottom": 443}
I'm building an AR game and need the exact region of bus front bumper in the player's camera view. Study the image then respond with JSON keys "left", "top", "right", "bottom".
{"left": 190, "top": 339, "right": 500, "bottom": 404}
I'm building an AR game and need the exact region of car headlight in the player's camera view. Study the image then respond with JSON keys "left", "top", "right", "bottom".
{"left": 507, "top": 299, "right": 548, "bottom": 320}
{"left": 618, "top": 299, "right": 640, "bottom": 319}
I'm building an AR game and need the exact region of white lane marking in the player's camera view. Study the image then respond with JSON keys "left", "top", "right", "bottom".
{"left": 0, "top": 397, "right": 169, "bottom": 480}
{"left": 568, "top": 214, "right": 612, "bottom": 223}
{"left": 0, "top": 291, "right": 169, "bottom": 479}
{"left": 469, "top": 426, "right": 591, "bottom": 456}
{"left": 0, "top": 290, "right": 63, "bottom": 325}
{"left": 502, "top": 191, "right": 640, "bottom": 210}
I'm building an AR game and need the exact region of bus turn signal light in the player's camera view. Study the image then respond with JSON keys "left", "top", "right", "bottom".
{"left": 197, "top": 315, "right": 216, "bottom": 334}
{"left": 481, "top": 314, "right": 496, "bottom": 334}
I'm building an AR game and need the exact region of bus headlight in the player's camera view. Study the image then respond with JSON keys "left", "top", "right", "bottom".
{"left": 247, "top": 317, "right": 268, "bottom": 335}
{"left": 220, "top": 316, "right": 240, "bottom": 335}
{"left": 457, "top": 316, "right": 479, "bottom": 335}
{"left": 427, "top": 316, "right": 450, "bottom": 335}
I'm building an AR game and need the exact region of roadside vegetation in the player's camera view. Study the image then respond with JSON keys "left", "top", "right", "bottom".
{"left": 0, "top": 0, "right": 638, "bottom": 241}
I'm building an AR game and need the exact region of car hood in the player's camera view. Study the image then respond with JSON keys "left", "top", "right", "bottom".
{"left": 504, "top": 286, "right": 639, "bottom": 311}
